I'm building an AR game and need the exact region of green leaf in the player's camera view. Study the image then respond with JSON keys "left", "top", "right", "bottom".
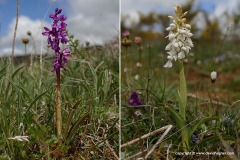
{"left": 189, "top": 116, "right": 218, "bottom": 138}
{"left": 63, "top": 98, "right": 82, "bottom": 140}
{"left": 165, "top": 105, "right": 185, "bottom": 128}
{"left": 178, "top": 61, "right": 187, "bottom": 121}
{"left": 26, "top": 89, "right": 49, "bottom": 113}
{"left": 0, "top": 64, "right": 8, "bottom": 79}
{"left": 12, "top": 65, "right": 25, "bottom": 79}
{"left": 87, "top": 62, "right": 98, "bottom": 97}
{"left": 66, "top": 110, "right": 90, "bottom": 141}
{"left": 165, "top": 105, "right": 190, "bottom": 151}
{"left": 7, "top": 79, "right": 31, "bottom": 100}
{"left": 197, "top": 134, "right": 235, "bottom": 147}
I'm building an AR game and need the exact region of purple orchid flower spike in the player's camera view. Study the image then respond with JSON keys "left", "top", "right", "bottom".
{"left": 42, "top": 8, "right": 70, "bottom": 137}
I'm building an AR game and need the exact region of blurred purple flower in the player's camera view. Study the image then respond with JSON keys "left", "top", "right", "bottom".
{"left": 122, "top": 30, "right": 130, "bottom": 37}
{"left": 42, "top": 8, "right": 70, "bottom": 71}
{"left": 128, "top": 91, "right": 144, "bottom": 106}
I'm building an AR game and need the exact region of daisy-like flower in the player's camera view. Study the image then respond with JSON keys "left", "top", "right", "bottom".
{"left": 164, "top": 5, "right": 193, "bottom": 68}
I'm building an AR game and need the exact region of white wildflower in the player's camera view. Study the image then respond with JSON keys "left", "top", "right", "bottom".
{"left": 134, "top": 110, "right": 143, "bottom": 116}
{"left": 136, "top": 62, "right": 142, "bottom": 67}
{"left": 164, "top": 5, "right": 193, "bottom": 68}
{"left": 134, "top": 74, "right": 139, "bottom": 80}
{"left": 211, "top": 71, "right": 217, "bottom": 83}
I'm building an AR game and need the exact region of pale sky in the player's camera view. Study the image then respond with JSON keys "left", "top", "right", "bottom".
{"left": 0, "top": 0, "right": 119, "bottom": 56}
{"left": 1, "top": 0, "right": 239, "bottom": 56}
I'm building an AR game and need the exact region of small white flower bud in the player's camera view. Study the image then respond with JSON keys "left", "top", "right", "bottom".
{"left": 170, "top": 24, "right": 176, "bottom": 29}
{"left": 134, "top": 74, "right": 139, "bottom": 81}
{"left": 185, "top": 24, "right": 191, "bottom": 29}
{"left": 166, "top": 27, "right": 171, "bottom": 31}
{"left": 181, "top": 47, "right": 186, "bottom": 51}
{"left": 211, "top": 71, "right": 217, "bottom": 83}
{"left": 182, "top": 11, "right": 188, "bottom": 17}
{"left": 181, "top": 18, "right": 186, "bottom": 22}
{"left": 187, "top": 32, "right": 193, "bottom": 37}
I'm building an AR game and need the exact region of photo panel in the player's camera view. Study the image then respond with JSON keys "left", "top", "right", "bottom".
{"left": 0, "top": 0, "right": 119, "bottom": 159}
{"left": 120, "top": 0, "right": 240, "bottom": 159}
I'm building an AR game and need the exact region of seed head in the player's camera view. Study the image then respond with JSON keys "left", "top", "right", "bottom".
{"left": 121, "top": 37, "right": 132, "bottom": 47}
{"left": 22, "top": 38, "right": 29, "bottom": 44}
{"left": 27, "top": 31, "right": 32, "bottom": 36}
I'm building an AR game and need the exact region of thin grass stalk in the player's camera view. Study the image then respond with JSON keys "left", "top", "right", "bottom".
{"left": 29, "top": 35, "right": 35, "bottom": 75}
{"left": 24, "top": 43, "right": 27, "bottom": 55}
{"left": 146, "top": 45, "right": 151, "bottom": 104}
{"left": 11, "top": 0, "right": 19, "bottom": 67}
{"left": 122, "top": 47, "right": 128, "bottom": 82}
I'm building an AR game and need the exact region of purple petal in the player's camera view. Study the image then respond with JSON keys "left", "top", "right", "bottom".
{"left": 52, "top": 23, "right": 58, "bottom": 28}
{"left": 128, "top": 99, "right": 135, "bottom": 105}
{"left": 44, "top": 27, "right": 50, "bottom": 31}
{"left": 60, "top": 15, "right": 67, "bottom": 21}
{"left": 61, "top": 38, "right": 67, "bottom": 44}
{"left": 56, "top": 8, "right": 62, "bottom": 15}
{"left": 42, "top": 32, "right": 49, "bottom": 36}
{"left": 62, "top": 48, "right": 70, "bottom": 56}
{"left": 47, "top": 36, "right": 52, "bottom": 44}
{"left": 137, "top": 101, "right": 144, "bottom": 105}
{"left": 49, "top": 14, "right": 55, "bottom": 18}
{"left": 63, "top": 56, "right": 68, "bottom": 63}
{"left": 130, "top": 92, "right": 138, "bottom": 99}
{"left": 54, "top": 64, "right": 60, "bottom": 71}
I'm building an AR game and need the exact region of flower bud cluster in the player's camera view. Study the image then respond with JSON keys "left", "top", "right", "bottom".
{"left": 121, "top": 31, "right": 132, "bottom": 47}
{"left": 164, "top": 5, "right": 193, "bottom": 68}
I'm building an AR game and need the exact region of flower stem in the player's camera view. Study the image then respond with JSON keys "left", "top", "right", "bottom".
{"left": 56, "top": 69, "right": 62, "bottom": 137}
{"left": 138, "top": 46, "right": 142, "bottom": 63}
